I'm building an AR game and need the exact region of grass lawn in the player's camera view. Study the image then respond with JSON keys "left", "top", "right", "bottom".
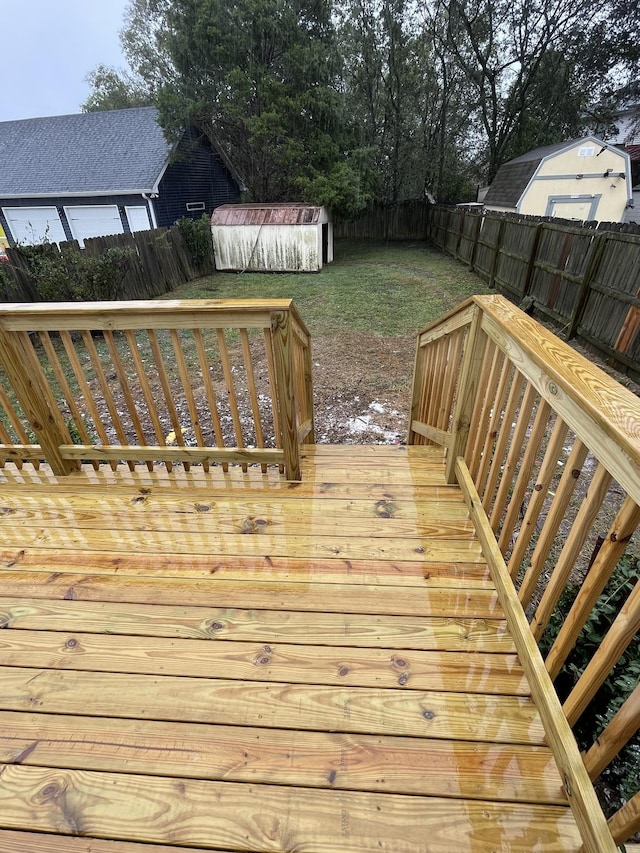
{"left": 163, "top": 240, "right": 490, "bottom": 443}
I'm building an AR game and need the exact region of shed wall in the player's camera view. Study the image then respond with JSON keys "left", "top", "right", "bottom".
{"left": 212, "top": 223, "right": 325, "bottom": 271}
{"left": 518, "top": 145, "right": 630, "bottom": 221}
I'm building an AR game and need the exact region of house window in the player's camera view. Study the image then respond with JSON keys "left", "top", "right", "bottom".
{"left": 578, "top": 147, "right": 595, "bottom": 157}
{"left": 186, "top": 202, "right": 206, "bottom": 212}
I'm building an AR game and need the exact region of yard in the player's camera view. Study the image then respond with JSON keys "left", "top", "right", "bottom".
{"left": 162, "top": 240, "right": 490, "bottom": 443}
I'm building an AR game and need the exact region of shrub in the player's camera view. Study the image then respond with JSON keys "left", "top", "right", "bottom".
{"left": 4, "top": 244, "right": 135, "bottom": 301}
{"left": 177, "top": 214, "right": 214, "bottom": 271}
{"left": 541, "top": 554, "right": 640, "bottom": 814}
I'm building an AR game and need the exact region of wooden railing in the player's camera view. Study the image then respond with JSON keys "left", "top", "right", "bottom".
{"left": 0, "top": 299, "right": 314, "bottom": 480}
{"left": 409, "top": 294, "right": 640, "bottom": 853}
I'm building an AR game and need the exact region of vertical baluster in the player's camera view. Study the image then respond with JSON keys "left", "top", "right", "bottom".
{"left": 39, "top": 331, "right": 97, "bottom": 470}
{"left": 531, "top": 463, "right": 612, "bottom": 641}
{"left": 124, "top": 330, "right": 171, "bottom": 473}
{"left": 498, "top": 398, "right": 552, "bottom": 555}
{"left": 263, "top": 328, "right": 283, "bottom": 473}
{"left": 240, "top": 328, "right": 267, "bottom": 472}
{"left": 475, "top": 358, "right": 513, "bottom": 501}
{"left": 170, "top": 329, "right": 208, "bottom": 472}
{"left": 216, "top": 328, "right": 246, "bottom": 472}
{"left": 147, "top": 329, "right": 189, "bottom": 472}
{"left": 545, "top": 496, "right": 640, "bottom": 679}
{"left": 437, "top": 330, "right": 464, "bottom": 434}
{"left": 507, "top": 415, "right": 569, "bottom": 580}
{"left": 583, "top": 683, "right": 640, "bottom": 780}
{"left": 489, "top": 382, "right": 538, "bottom": 534}
{"left": 0, "top": 381, "right": 31, "bottom": 469}
{"left": 563, "top": 575, "right": 640, "bottom": 727}
{"left": 466, "top": 341, "right": 500, "bottom": 479}
{"left": 103, "top": 331, "right": 153, "bottom": 472}
{"left": 60, "top": 330, "right": 116, "bottom": 470}
{"left": 193, "top": 328, "right": 227, "bottom": 473}
{"left": 81, "top": 331, "right": 135, "bottom": 472}
{"left": 607, "top": 790, "right": 640, "bottom": 846}
{"left": 518, "top": 438, "right": 589, "bottom": 608}
{"left": 482, "top": 370, "right": 525, "bottom": 514}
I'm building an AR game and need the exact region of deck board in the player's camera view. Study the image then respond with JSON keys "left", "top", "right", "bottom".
{"left": 0, "top": 445, "right": 585, "bottom": 850}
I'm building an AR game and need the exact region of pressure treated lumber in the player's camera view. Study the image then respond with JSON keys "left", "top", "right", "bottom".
{"left": 0, "top": 630, "right": 527, "bottom": 694}
{"left": 0, "top": 666, "right": 544, "bottom": 743}
{"left": 0, "top": 712, "right": 564, "bottom": 802}
{"left": 0, "top": 765, "right": 583, "bottom": 852}
{"left": 0, "top": 597, "right": 513, "bottom": 651}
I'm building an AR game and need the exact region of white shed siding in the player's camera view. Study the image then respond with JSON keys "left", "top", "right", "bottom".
{"left": 211, "top": 204, "right": 332, "bottom": 272}
{"left": 213, "top": 224, "right": 321, "bottom": 271}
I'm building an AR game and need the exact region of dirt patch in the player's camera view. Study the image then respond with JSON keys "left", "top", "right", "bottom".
{"left": 310, "top": 331, "right": 414, "bottom": 444}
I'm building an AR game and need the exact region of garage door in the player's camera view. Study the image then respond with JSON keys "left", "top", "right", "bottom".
{"left": 125, "top": 206, "right": 151, "bottom": 233}
{"left": 2, "top": 206, "right": 67, "bottom": 245}
{"left": 64, "top": 205, "right": 124, "bottom": 247}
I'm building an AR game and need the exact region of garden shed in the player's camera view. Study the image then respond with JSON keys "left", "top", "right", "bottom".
{"left": 484, "top": 136, "right": 633, "bottom": 222}
{"left": 211, "top": 203, "right": 333, "bottom": 272}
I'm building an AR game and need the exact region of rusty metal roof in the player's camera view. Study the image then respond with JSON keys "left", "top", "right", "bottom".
{"left": 211, "top": 203, "right": 323, "bottom": 226}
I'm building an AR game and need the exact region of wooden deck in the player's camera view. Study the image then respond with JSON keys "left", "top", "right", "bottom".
{"left": 0, "top": 444, "right": 584, "bottom": 851}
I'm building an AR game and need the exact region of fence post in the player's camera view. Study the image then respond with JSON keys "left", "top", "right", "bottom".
{"left": 521, "top": 222, "right": 544, "bottom": 299}
{"left": 271, "top": 309, "right": 301, "bottom": 480}
{"left": 489, "top": 219, "right": 506, "bottom": 289}
{"left": 0, "top": 330, "right": 78, "bottom": 475}
{"left": 566, "top": 232, "right": 608, "bottom": 340}
{"left": 469, "top": 215, "right": 483, "bottom": 272}
{"left": 445, "top": 303, "right": 487, "bottom": 483}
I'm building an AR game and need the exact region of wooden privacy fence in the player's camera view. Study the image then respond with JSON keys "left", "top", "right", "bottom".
{"left": 0, "top": 299, "right": 313, "bottom": 480}
{"left": 409, "top": 294, "right": 640, "bottom": 852}
{"left": 427, "top": 205, "right": 640, "bottom": 375}
{"left": 0, "top": 225, "right": 212, "bottom": 302}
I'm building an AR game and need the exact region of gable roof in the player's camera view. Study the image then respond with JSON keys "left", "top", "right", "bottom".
{"left": 484, "top": 137, "right": 613, "bottom": 207}
{"left": 0, "top": 107, "right": 173, "bottom": 197}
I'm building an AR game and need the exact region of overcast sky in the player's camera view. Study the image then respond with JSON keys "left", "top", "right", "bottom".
{"left": 0, "top": 0, "right": 130, "bottom": 122}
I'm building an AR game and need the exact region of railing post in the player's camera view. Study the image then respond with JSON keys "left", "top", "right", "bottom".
{"left": 0, "top": 330, "right": 78, "bottom": 475}
{"left": 445, "top": 304, "right": 487, "bottom": 483}
{"left": 271, "top": 309, "right": 301, "bottom": 480}
{"left": 408, "top": 337, "right": 427, "bottom": 445}
{"left": 302, "top": 336, "right": 315, "bottom": 444}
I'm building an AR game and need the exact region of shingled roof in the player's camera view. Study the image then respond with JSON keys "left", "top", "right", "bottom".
{"left": 0, "top": 107, "right": 173, "bottom": 197}
{"left": 484, "top": 140, "right": 582, "bottom": 207}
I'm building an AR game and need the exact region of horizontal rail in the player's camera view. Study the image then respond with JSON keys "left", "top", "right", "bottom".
{"left": 409, "top": 293, "right": 640, "bottom": 850}
{"left": 0, "top": 299, "right": 313, "bottom": 480}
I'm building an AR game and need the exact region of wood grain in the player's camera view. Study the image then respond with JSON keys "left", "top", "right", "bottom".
{"left": 0, "top": 666, "right": 543, "bottom": 743}
{"left": 0, "top": 597, "right": 514, "bottom": 651}
{"left": 0, "top": 765, "right": 582, "bottom": 852}
{"left": 0, "top": 630, "right": 527, "bottom": 694}
{"left": 0, "top": 711, "right": 564, "bottom": 802}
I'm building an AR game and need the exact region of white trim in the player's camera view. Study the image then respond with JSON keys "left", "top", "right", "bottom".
{"left": 0, "top": 189, "right": 156, "bottom": 199}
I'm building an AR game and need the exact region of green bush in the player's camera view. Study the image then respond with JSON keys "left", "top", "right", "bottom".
{"left": 541, "top": 555, "right": 640, "bottom": 812}
{"left": 4, "top": 244, "right": 135, "bottom": 301}
{"left": 177, "top": 214, "right": 214, "bottom": 270}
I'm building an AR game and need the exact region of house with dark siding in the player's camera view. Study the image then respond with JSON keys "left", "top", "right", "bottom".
{"left": 0, "top": 107, "right": 242, "bottom": 247}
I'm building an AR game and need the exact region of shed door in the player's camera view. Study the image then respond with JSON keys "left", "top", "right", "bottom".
{"left": 547, "top": 196, "right": 597, "bottom": 221}
{"left": 64, "top": 205, "right": 124, "bottom": 246}
{"left": 2, "top": 206, "right": 66, "bottom": 245}
{"left": 125, "top": 206, "right": 151, "bottom": 233}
